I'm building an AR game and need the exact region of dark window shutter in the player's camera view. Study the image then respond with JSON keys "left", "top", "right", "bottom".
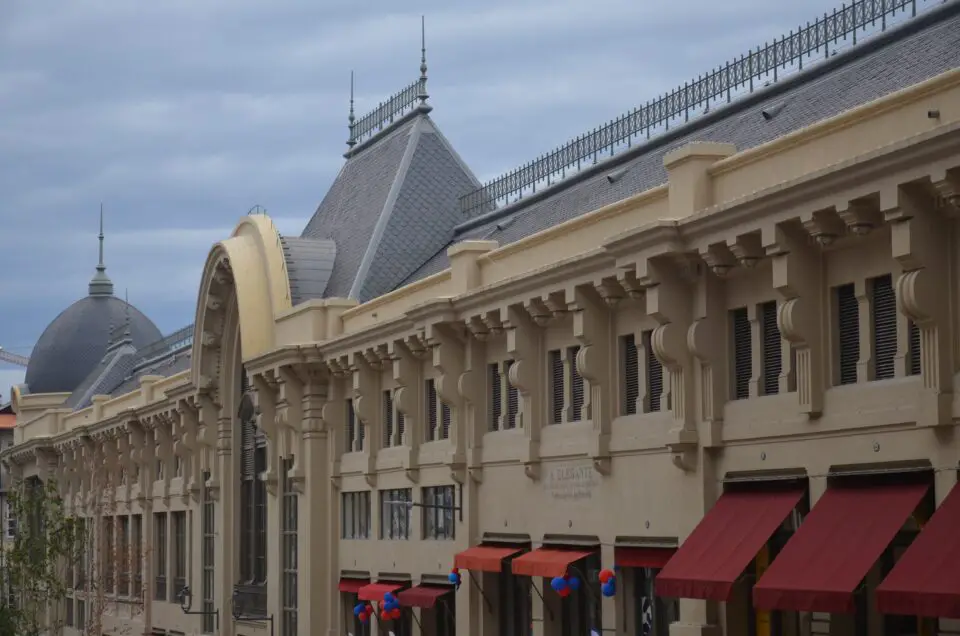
{"left": 441, "top": 403, "right": 451, "bottom": 439}
{"left": 760, "top": 301, "right": 781, "bottom": 396}
{"left": 569, "top": 346, "right": 584, "bottom": 421}
{"left": 345, "top": 399, "right": 355, "bottom": 452}
{"left": 621, "top": 334, "right": 639, "bottom": 415}
{"left": 549, "top": 350, "right": 563, "bottom": 423}
{"left": 731, "top": 307, "right": 751, "bottom": 400}
{"left": 837, "top": 283, "right": 859, "bottom": 385}
{"left": 382, "top": 391, "right": 394, "bottom": 447}
{"left": 505, "top": 359, "right": 519, "bottom": 429}
{"left": 871, "top": 274, "right": 897, "bottom": 380}
{"left": 644, "top": 331, "right": 662, "bottom": 413}
{"left": 426, "top": 379, "right": 438, "bottom": 441}
{"left": 397, "top": 408, "right": 405, "bottom": 445}
{"left": 489, "top": 363, "right": 502, "bottom": 431}
{"left": 908, "top": 320, "right": 921, "bottom": 376}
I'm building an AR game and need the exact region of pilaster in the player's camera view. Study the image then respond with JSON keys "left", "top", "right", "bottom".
{"left": 214, "top": 404, "right": 235, "bottom": 636}
{"left": 569, "top": 282, "right": 613, "bottom": 474}
{"left": 687, "top": 263, "right": 727, "bottom": 449}
{"left": 351, "top": 349, "right": 381, "bottom": 485}
{"left": 391, "top": 336, "right": 425, "bottom": 481}
{"left": 426, "top": 321, "right": 466, "bottom": 467}
{"left": 502, "top": 302, "right": 544, "bottom": 479}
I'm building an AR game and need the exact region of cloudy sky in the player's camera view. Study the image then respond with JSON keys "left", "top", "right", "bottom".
{"left": 0, "top": 0, "right": 853, "bottom": 397}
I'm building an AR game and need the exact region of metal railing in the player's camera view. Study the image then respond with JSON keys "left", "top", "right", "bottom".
{"left": 131, "top": 324, "right": 194, "bottom": 369}
{"left": 459, "top": 0, "right": 934, "bottom": 216}
{"left": 348, "top": 79, "right": 422, "bottom": 147}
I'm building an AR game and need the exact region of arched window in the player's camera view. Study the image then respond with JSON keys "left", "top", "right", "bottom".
{"left": 237, "top": 369, "right": 267, "bottom": 612}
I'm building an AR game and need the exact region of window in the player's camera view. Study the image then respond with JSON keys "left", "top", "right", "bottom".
{"left": 154, "top": 513, "right": 167, "bottom": 601}
{"left": 379, "top": 488, "right": 412, "bottom": 540}
{"left": 836, "top": 283, "right": 859, "bottom": 385}
{"left": 422, "top": 485, "right": 455, "bottom": 540}
{"left": 760, "top": 301, "right": 781, "bottom": 396}
{"left": 549, "top": 349, "right": 563, "bottom": 423}
{"left": 281, "top": 457, "right": 298, "bottom": 636}
{"left": 425, "top": 379, "right": 451, "bottom": 441}
{"left": 643, "top": 331, "right": 663, "bottom": 412}
{"left": 171, "top": 511, "right": 187, "bottom": 601}
{"left": 345, "top": 592, "right": 372, "bottom": 636}
{"left": 499, "top": 563, "right": 532, "bottom": 636}
{"left": 621, "top": 334, "right": 639, "bottom": 415}
{"left": 871, "top": 274, "right": 897, "bottom": 381}
{"left": 731, "top": 307, "right": 751, "bottom": 400}
{"left": 201, "top": 472, "right": 215, "bottom": 634}
{"left": 66, "top": 597, "right": 74, "bottom": 627}
{"left": 5, "top": 500, "right": 15, "bottom": 539}
{"left": 341, "top": 491, "right": 371, "bottom": 539}
{"left": 118, "top": 516, "right": 130, "bottom": 596}
{"left": 489, "top": 363, "right": 502, "bottom": 430}
{"left": 383, "top": 390, "right": 395, "bottom": 447}
{"left": 238, "top": 369, "right": 267, "bottom": 612}
{"left": 132, "top": 515, "right": 143, "bottom": 598}
{"left": 345, "top": 398, "right": 357, "bottom": 452}
{"left": 103, "top": 517, "right": 115, "bottom": 594}
{"left": 490, "top": 361, "right": 519, "bottom": 431}
{"left": 76, "top": 599, "right": 85, "bottom": 631}
{"left": 908, "top": 320, "right": 921, "bottom": 376}
{"left": 505, "top": 360, "right": 518, "bottom": 429}
{"left": 633, "top": 567, "right": 679, "bottom": 636}
{"left": 569, "top": 345, "right": 584, "bottom": 421}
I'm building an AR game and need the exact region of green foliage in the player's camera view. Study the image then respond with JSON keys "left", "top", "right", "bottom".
{"left": 1, "top": 477, "right": 84, "bottom": 636}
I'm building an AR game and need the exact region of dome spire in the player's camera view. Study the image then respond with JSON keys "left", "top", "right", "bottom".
{"left": 88, "top": 204, "right": 114, "bottom": 297}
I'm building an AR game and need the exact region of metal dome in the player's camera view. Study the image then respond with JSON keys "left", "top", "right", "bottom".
{"left": 23, "top": 210, "right": 163, "bottom": 395}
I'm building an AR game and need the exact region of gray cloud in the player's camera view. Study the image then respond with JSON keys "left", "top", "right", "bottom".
{"left": 0, "top": 0, "right": 847, "bottom": 391}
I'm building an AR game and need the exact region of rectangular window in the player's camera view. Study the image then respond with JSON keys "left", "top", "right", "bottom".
{"left": 731, "top": 307, "right": 751, "bottom": 400}
{"left": 620, "top": 334, "right": 639, "bottom": 415}
{"left": 383, "top": 390, "right": 395, "bottom": 447}
{"left": 154, "top": 512, "right": 167, "bottom": 601}
{"left": 549, "top": 349, "right": 563, "bottom": 423}
{"left": 118, "top": 515, "right": 130, "bottom": 596}
{"left": 4, "top": 501, "right": 15, "bottom": 539}
{"left": 426, "top": 379, "right": 438, "bottom": 441}
{"left": 760, "top": 301, "right": 781, "bottom": 396}
{"left": 66, "top": 597, "right": 74, "bottom": 627}
{"left": 633, "top": 567, "right": 679, "bottom": 636}
{"left": 422, "top": 485, "right": 455, "bottom": 540}
{"left": 440, "top": 402, "right": 451, "bottom": 439}
{"left": 489, "top": 363, "right": 502, "bottom": 430}
{"left": 505, "top": 360, "right": 519, "bottom": 429}
{"left": 643, "top": 331, "right": 663, "bottom": 413}
{"left": 397, "top": 407, "right": 406, "bottom": 445}
{"left": 341, "top": 491, "right": 371, "bottom": 539}
{"left": 132, "top": 514, "right": 143, "bottom": 598}
{"left": 836, "top": 283, "right": 859, "bottom": 385}
{"left": 499, "top": 564, "right": 532, "bottom": 636}
{"left": 871, "top": 274, "right": 897, "bottom": 381}
{"left": 171, "top": 511, "right": 187, "bottom": 602}
{"left": 281, "top": 457, "right": 298, "bottom": 636}
{"left": 202, "top": 472, "right": 215, "bottom": 634}
{"left": 345, "top": 398, "right": 356, "bottom": 452}
{"left": 379, "top": 488, "right": 412, "bottom": 540}
{"left": 908, "top": 320, "right": 921, "bottom": 376}
{"left": 76, "top": 599, "right": 85, "bottom": 631}
{"left": 102, "top": 516, "right": 114, "bottom": 594}
{"left": 569, "top": 345, "right": 584, "bottom": 421}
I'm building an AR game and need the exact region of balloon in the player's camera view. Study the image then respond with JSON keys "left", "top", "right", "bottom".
{"left": 599, "top": 569, "right": 614, "bottom": 584}
{"left": 601, "top": 581, "right": 613, "bottom": 597}
{"left": 383, "top": 592, "right": 395, "bottom": 604}
{"left": 391, "top": 607, "right": 402, "bottom": 619}
{"left": 550, "top": 576, "right": 568, "bottom": 591}
{"left": 449, "top": 572, "right": 460, "bottom": 584}
{"left": 381, "top": 610, "right": 390, "bottom": 620}
{"left": 452, "top": 567, "right": 460, "bottom": 574}
{"left": 358, "top": 611, "right": 367, "bottom": 623}
{"left": 354, "top": 603, "right": 364, "bottom": 616}
{"left": 366, "top": 603, "right": 374, "bottom": 614}
{"left": 558, "top": 586, "right": 571, "bottom": 598}
{"left": 567, "top": 576, "right": 581, "bottom": 591}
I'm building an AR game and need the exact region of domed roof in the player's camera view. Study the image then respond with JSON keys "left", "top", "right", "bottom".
{"left": 23, "top": 213, "right": 163, "bottom": 395}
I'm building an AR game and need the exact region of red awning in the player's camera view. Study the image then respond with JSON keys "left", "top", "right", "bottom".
{"left": 454, "top": 545, "right": 523, "bottom": 572}
{"left": 511, "top": 548, "right": 594, "bottom": 578}
{"left": 876, "top": 484, "right": 960, "bottom": 618}
{"left": 338, "top": 578, "right": 369, "bottom": 593}
{"left": 398, "top": 585, "right": 453, "bottom": 609}
{"left": 358, "top": 582, "right": 404, "bottom": 602}
{"left": 655, "top": 489, "right": 804, "bottom": 601}
{"left": 753, "top": 483, "right": 928, "bottom": 614}
{"left": 615, "top": 546, "right": 676, "bottom": 569}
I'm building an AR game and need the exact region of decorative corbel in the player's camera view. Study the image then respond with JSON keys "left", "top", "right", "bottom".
{"left": 481, "top": 311, "right": 504, "bottom": 338}
{"left": 176, "top": 398, "right": 202, "bottom": 502}
{"left": 571, "top": 282, "right": 613, "bottom": 475}
{"left": 800, "top": 208, "right": 845, "bottom": 248}
{"left": 763, "top": 221, "right": 823, "bottom": 418}
{"left": 700, "top": 242, "right": 737, "bottom": 278}
{"left": 390, "top": 338, "right": 421, "bottom": 483}
{"left": 503, "top": 303, "right": 543, "bottom": 480}
{"left": 350, "top": 350, "right": 380, "bottom": 486}
{"left": 197, "top": 391, "right": 222, "bottom": 494}
{"left": 616, "top": 269, "right": 646, "bottom": 301}
{"left": 890, "top": 181, "right": 953, "bottom": 427}
{"left": 278, "top": 364, "right": 307, "bottom": 491}
{"left": 252, "top": 371, "right": 280, "bottom": 496}
{"left": 837, "top": 197, "right": 882, "bottom": 236}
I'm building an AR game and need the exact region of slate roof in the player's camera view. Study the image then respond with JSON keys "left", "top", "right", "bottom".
{"left": 300, "top": 108, "right": 480, "bottom": 302}
{"left": 400, "top": 1, "right": 960, "bottom": 285}
{"left": 280, "top": 236, "right": 337, "bottom": 305}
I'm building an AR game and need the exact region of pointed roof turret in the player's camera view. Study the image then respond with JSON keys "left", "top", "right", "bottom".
{"left": 88, "top": 205, "right": 114, "bottom": 297}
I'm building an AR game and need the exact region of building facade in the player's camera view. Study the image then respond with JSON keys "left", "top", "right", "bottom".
{"left": 5, "top": 2, "right": 960, "bottom": 636}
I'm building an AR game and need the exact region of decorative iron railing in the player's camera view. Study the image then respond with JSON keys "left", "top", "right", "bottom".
{"left": 348, "top": 79, "right": 422, "bottom": 147}
{"left": 132, "top": 324, "right": 194, "bottom": 368}
{"left": 460, "top": 0, "right": 934, "bottom": 216}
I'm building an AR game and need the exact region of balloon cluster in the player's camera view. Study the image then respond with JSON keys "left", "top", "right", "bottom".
{"left": 379, "top": 592, "right": 402, "bottom": 621}
{"left": 549, "top": 574, "right": 581, "bottom": 597}
{"left": 448, "top": 568, "right": 462, "bottom": 588}
{"left": 599, "top": 568, "right": 617, "bottom": 597}
{"left": 353, "top": 601, "right": 374, "bottom": 624}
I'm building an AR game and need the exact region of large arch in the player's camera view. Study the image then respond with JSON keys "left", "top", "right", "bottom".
{"left": 191, "top": 214, "right": 294, "bottom": 391}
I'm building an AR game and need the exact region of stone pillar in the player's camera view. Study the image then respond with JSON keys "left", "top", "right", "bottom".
{"left": 211, "top": 400, "right": 235, "bottom": 636}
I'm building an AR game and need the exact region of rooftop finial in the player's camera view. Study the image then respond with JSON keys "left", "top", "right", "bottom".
{"left": 88, "top": 203, "right": 115, "bottom": 297}
{"left": 418, "top": 16, "right": 429, "bottom": 105}
{"left": 347, "top": 71, "right": 357, "bottom": 148}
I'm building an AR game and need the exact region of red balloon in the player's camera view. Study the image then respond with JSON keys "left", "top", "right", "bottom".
{"left": 452, "top": 567, "right": 460, "bottom": 574}
{"left": 558, "top": 587, "right": 571, "bottom": 597}
{"left": 359, "top": 611, "right": 368, "bottom": 622}
{"left": 381, "top": 610, "right": 390, "bottom": 620}
{"left": 366, "top": 604, "right": 374, "bottom": 614}
{"left": 391, "top": 607, "right": 402, "bottom": 619}
{"left": 599, "top": 569, "right": 614, "bottom": 584}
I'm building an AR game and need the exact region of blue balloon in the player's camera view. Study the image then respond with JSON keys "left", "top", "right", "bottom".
{"left": 550, "top": 576, "right": 567, "bottom": 591}
{"left": 601, "top": 581, "right": 616, "bottom": 597}
{"left": 448, "top": 572, "right": 459, "bottom": 583}
{"left": 354, "top": 603, "right": 364, "bottom": 616}
{"left": 383, "top": 592, "right": 395, "bottom": 604}
{"left": 567, "top": 576, "right": 581, "bottom": 591}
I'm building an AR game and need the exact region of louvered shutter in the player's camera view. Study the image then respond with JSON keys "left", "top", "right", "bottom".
{"left": 345, "top": 398, "right": 355, "bottom": 452}
{"left": 837, "top": 283, "right": 859, "bottom": 385}
{"left": 621, "top": 334, "right": 639, "bottom": 415}
{"left": 731, "top": 307, "right": 751, "bottom": 400}
{"left": 489, "top": 363, "right": 502, "bottom": 431}
{"left": 644, "top": 331, "right": 662, "bottom": 413}
{"left": 871, "top": 274, "right": 897, "bottom": 380}
{"left": 383, "top": 390, "right": 394, "bottom": 447}
{"left": 760, "top": 301, "right": 781, "bottom": 396}
{"left": 549, "top": 350, "right": 563, "bottom": 423}
{"left": 397, "top": 406, "right": 406, "bottom": 445}
{"left": 569, "top": 346, "right": 584, "bottom": 421}
{"left": 505, "top": 359, "right": 519, "bottom": 429}
{"left": 908, "top": 320, "right": 921, "bottom": 376}
{"left": 441, "top": 403, "right": 451, "bottom": 439}
{"left": 426, "top": 379, "right": 438, "bottom": 441}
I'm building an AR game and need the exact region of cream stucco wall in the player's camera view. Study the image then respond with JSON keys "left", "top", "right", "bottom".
{"left": 4, "top": 66, "right": 960, "bottom": 636}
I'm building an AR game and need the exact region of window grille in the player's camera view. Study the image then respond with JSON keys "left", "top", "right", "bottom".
{"left": 569, "top": 346, "right": 584, "bottom": 421}
{"left": 871, "top": 274, "right": 897, "bottom": 380}
{"left": 908, "top": 320, "right": 921, "bottom": 376}
{"left": 643, "top": 331, "right": 663, "bottom": 413}
{"left": 489, "top": 363, "right": 502, "bottom": 431}
{"left": 837, "top": 283, "right": 859, "bottom": 385}
{"left": 621, "top": 334, "right": 639, "bottom": 415}
{"left": 426, "top": 379, "right": 438, "bottom": 440}
{"left": 505, "top": 359, "right": 519, "bottom": 429}
{"left": 731, "top": 307, "right": 751, "bottom": 400}
{"left": 345, "top": 398, "right": 355, "bottom": 452}
{"left": 549, "top": 349, "right": 563, "bottom": 423}
{"left": 760, "top": 301, "right": 781, "bottom": 396}
{"left": 383, "top": 390, "right": 394, "bottom": 447}
{"left": 440, "top": 402, "right": 451, "bottom": 439}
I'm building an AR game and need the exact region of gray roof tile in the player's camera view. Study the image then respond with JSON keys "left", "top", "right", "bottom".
{"left": 280, "top": 236, "right": 337, "bottom": 305}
